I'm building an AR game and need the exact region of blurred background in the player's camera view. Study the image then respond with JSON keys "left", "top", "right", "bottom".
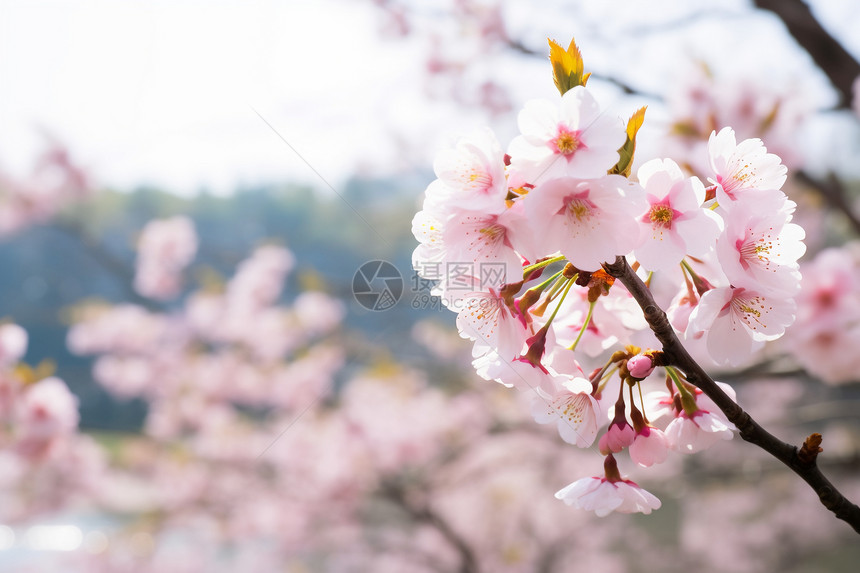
{"left": 2, "top": 0, "right": 860, "bottom": 571}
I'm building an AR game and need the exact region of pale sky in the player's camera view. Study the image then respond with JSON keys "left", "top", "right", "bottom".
{"left": 1, "top": 0, "right": 858, "bottom": 195}
{"left": 0, "top": 0, "right": 434, "bottom": 194}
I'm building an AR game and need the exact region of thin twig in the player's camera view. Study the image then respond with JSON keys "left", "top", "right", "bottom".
{"left": 796, "top": 170, "right": 860, "bottom": 237}
{"left": 754, "top": 0, "right": 860, "bottom": 110}
{"left": 603, "top": 256, "right": 860, "bottom": 534}
{"left": 50, "top": 220, "right": 163, "bottom": 311}
{"left": 382, "top": 480, "right": 478, "bottom": 573}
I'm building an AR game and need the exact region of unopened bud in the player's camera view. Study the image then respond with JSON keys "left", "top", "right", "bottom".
{"left": 627, "top": 354, "right": 655, "bottom": 379}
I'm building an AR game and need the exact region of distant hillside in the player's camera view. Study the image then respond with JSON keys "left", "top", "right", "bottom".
{"left": 0, "top": 174, "right": 450, "bottom": 431}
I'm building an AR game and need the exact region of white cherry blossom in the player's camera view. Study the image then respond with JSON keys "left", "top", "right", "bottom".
{"left": 555, "top": 476, "right": 661, "bottom": 517}
{"left": 532, "top": 376, "right": 600, "bottom": 447}
{"left": 508, "top": 86, "right": 626, "bottom": 184}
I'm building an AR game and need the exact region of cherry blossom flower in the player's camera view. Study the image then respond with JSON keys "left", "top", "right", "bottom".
{"left": 555, "top": 455, "right": 661, "bottom": 516}
{"left": 688, "top": 286, "right": 796, "bottom": 366}
{"left": 532, "top": 376, "right": 600, "bottom": 447}
{"left": 707, "top": 127, "right": 787, "bottom": 207}
{"left": 716, "top": 207, "right": 805, "bottom": 296}
{"left": 441, "top": 207, "right": 531, "bottom": 289}
{"left": 598, "top": 418, "right": 635, "bottom": 455}
{"left": 524, "top": 175, "right": 647, "bottom": 271}
{"left": 227, "top": 245, "right": 295, "bottom": 311}
{"left": 629, "top": 425, "right": 670, "bottom": 467}
{"left": 473, "top": 347, "right": 561, "bottom": 395}
{"left": 786, "top": 246, "right": 860, "bottom": 384}
{"left": 633, "top": 158, "right": 721, "bottom": 272}
{"left": 15, "top": 377, "right": 80, "bottom": 443}
{"left": 456, "top": 287, "right": 528, "bottom": 361}
{"left": 430, "top": 128, "right": 508, "bottom": 213}
{"left": 665, "top": 409, "right": 735, "bottom": 453}
{"left": 134, "top": 216, "right": 198, "bottom": 300}
{"left": 0, "top": 323, "right": 28, "bottom": 366}
{"left": 508, "top": 86, "right": 626, "bottom": 183}
{"left": 411, "top": 200, "right": 447, "bottom": 281}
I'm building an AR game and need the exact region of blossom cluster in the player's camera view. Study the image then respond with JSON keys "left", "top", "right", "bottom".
{"left": 0, "top": 322, "right": 104, "bottom": 523}
{"left": 786, "top": 244, "right": 860, "bottom": 384}
{"left": 133, "top": 216, "right": 198, "bottom": 300}
{"left": 412, "top": 39, "right": 806, "bottom": 516}
{"left": 62, "top": 217, "right": 646, "bottom": 572}
{"left": 0, "top": 143, "right": 92, "bottom": 237}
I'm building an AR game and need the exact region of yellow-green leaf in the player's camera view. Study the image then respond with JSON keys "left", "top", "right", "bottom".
{"left": 549, "top": 38, "right": 589, "bottom": 95}
{"left": 610, "top": 106, "right": 647, "bottom": 177}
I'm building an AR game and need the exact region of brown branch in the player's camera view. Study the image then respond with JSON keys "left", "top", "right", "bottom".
{"left": 795, "top": 170, "right": 860, "bottom": 237}
{"left": 754, "top": 0, "right": 860, "bottom": 110}
{"left": 50, "top": 221, "right": 164, "bottom": 312}
{"left": 603, "top": 256, "right": 860, "bottom": 535}
{"left": 382, "top": 481, "right": 479, "bottom": 573}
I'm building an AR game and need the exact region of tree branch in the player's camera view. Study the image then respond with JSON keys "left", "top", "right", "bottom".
{"left": 603, "top": 256, "right": 860, "bottom": 534}
{"left": 381, "top": 480, "right": 478, "bottom": 573}
{"left": 754, "top": 0, "right": 860, "bottom": 110}
{"left": 50, "top": 220, "right": 164, "bottom": 311}
{"left": 795, "top": 170, "right": 860, "bottom": 237}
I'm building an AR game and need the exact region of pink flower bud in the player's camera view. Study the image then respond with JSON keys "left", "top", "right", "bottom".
{"left": 598, "top": 419, "right": 635, "bottom": 455}
{"left": 627, "top": 354, "right": 655, "bottom": 379}
{"left": 0, "top": 323, "right": 28, "bottom": 365}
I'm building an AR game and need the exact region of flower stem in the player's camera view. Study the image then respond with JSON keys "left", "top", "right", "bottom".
{"left": 568, "top": 300, "right": 596, "bottom": 352}
{"left": 522, "top": 254, "right": 565, "bottom": 277}
{"left": 666, "top": 366, "right": 697, "bottom": 416}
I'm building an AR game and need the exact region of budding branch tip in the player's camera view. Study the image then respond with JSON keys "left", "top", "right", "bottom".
{"left": 798, "top": 433, "right": 824, "bottom": 465}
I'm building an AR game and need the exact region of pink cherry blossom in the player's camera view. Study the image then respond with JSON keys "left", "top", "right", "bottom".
{"left": 598, "top": 418, "right": 635, "bottom": 455}
{"left": 786, "top": 246, "right": 860, "bottom": 384}
{"left": 688, "top": 286, "right": 796, "bottom": 366}
{"left": 134, "top": 216, "right": 198, "bottom": 300}
{"left": 509, "top": 86, "right": 626, "bottom": 183}
{"left": 15, "top": 377, "right": 80, "bottom": 443}
{"left": 665, "top": 409, "right": 735, "bottom": 453}
{"left": 292, "top": 291, "right": 346, "bottom": 336}
{"left": 524, "top": 175, "right": 647, "bottom": 271}
{"left": 629, "top": 426, "right": 670, "bottom": 467}
{"left": 633, "top": 158, "right": 721, "bottom": 272}
{"left": 227, "top": 245, "right": 295, "bottom": 311}
{"left": 716, "top": 208, "right": 805, "bottom": 296}
{"left": 441, "top": 209, "right": 527, "bottom": 289}
{"left": 0, "top": 323, "right": 28, "bottom": 366}
{"left": 707, "top": 127, "right": 787, "bottom": 206}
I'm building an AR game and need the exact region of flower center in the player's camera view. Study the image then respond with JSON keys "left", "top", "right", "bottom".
{"left": 731, "top": 293, "right": 769, "bottom": 331}
{"left": 737, "top": 231, "right": 776, "bottom": 271}
{"left": 567, "top": 197, "right": 593, "bottom": 221}
{"left": 648, "top": 204, "right": 674, "bottom": 228}
{"left": 557, "top": 393, "right": 590, "bottom": 424}
{"left": 552, "top": 127, "right": 582, "bottom": 156}
{"left": 479, "top": 223, "right": 505, "bottom": 242}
